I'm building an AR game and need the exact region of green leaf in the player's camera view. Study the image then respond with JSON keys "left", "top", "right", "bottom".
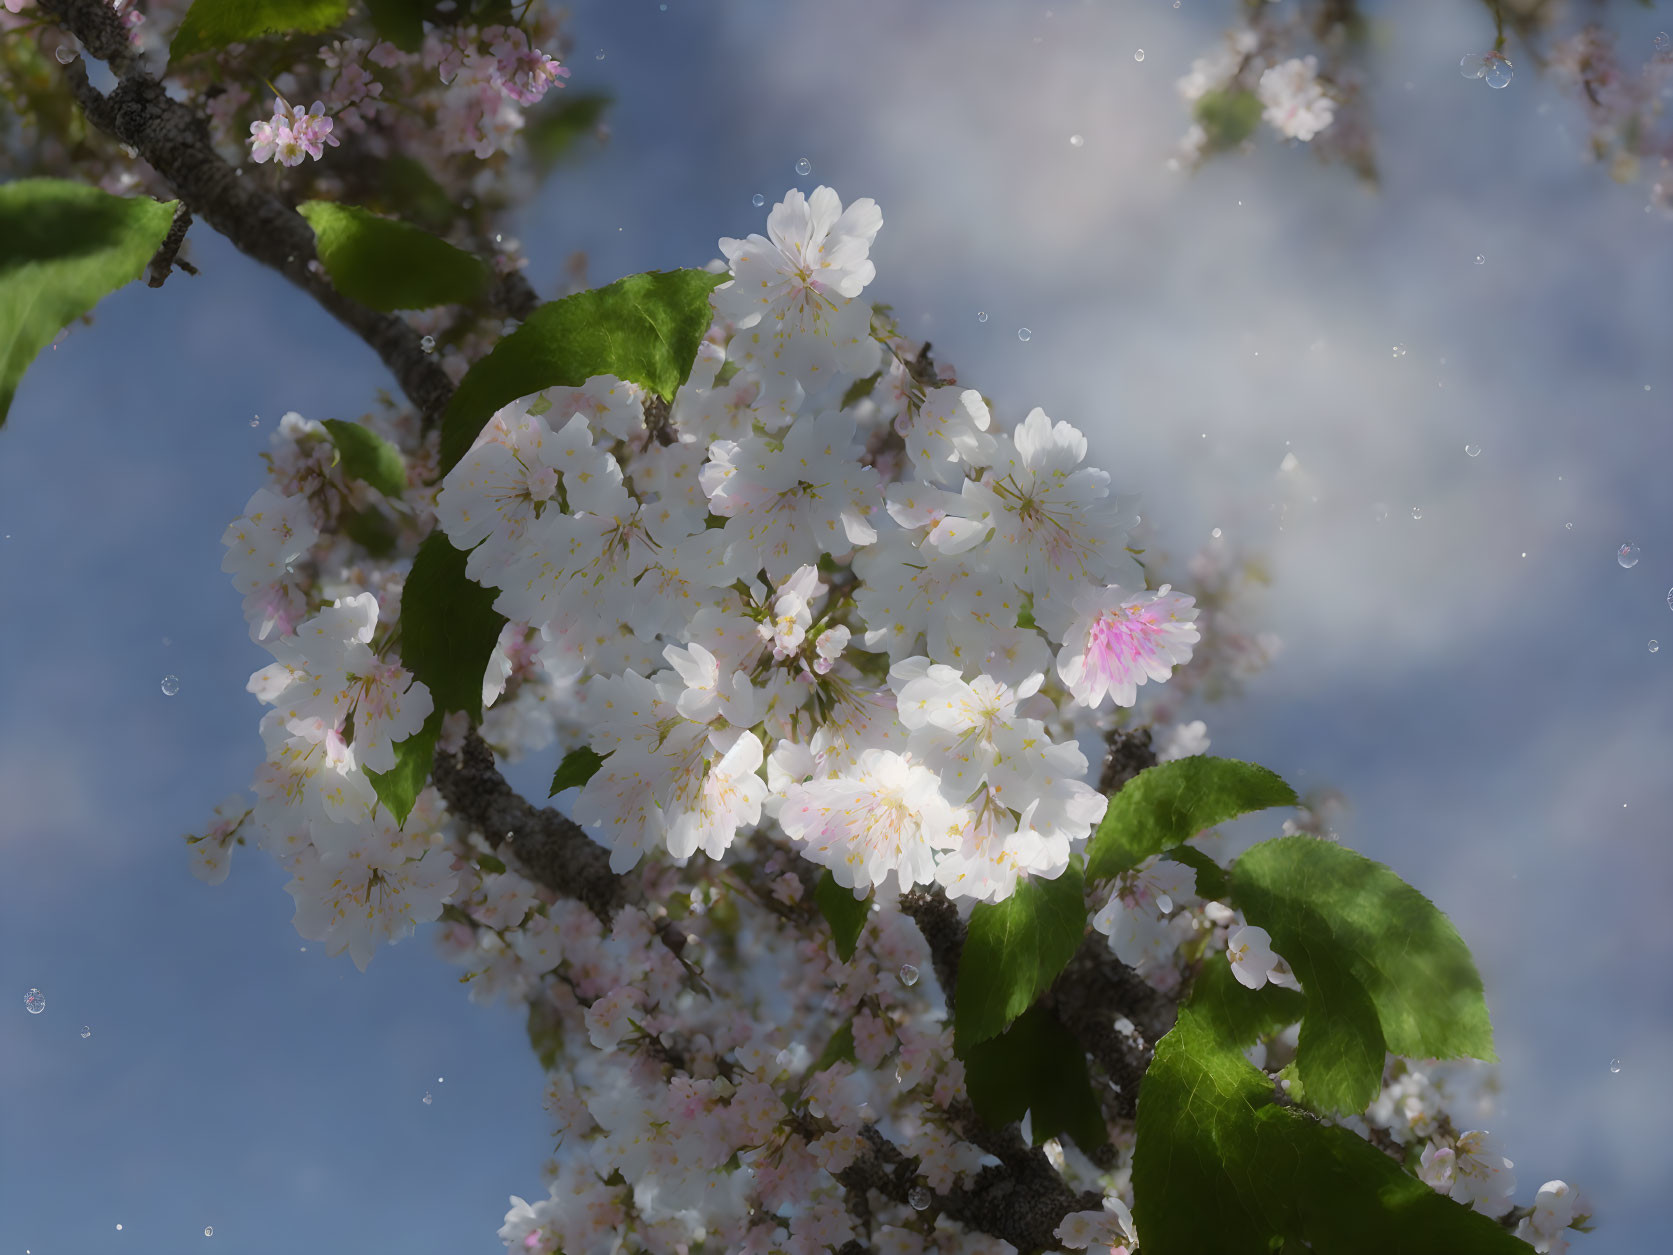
{"left": 955, "top": 866, "right": 1086, "bottom": 1052}
{"left": 371, "top": 156, "right": 459, "bottom": 234}
{"left": 1162, "top": 844, "right": 1230, "bottom": 901}
{"left": 1132, "top": 958, "right": 1527, "bottom": 1255}
{"left": 839, "top": 370, "right": 881, "bottom": 410}
{"left": 1193, "top": 89, "right": 1263, "bottom": 153}
{"left": 525, "top": 93, "right": 612, "bottom": 172}
{"left": 399, "top": 531, "right": 507, "bottom": 721}
{"left": 170, "top": 0, "right": 350, "bottom": 57}
{"left": 814, "top": 871, "right": 871, "bottom": 963}
{"left": 0, "top": 181, "right": 175, "bottom": 427}
{"left": 526, "top": 996, "right": 565, "bottom": 1070}
{"left": 549, "top": 746, "right": 605, "bottom": 796}
{"left": 807, "top": 1021, "right": 857, "bottom": 1077}
{"left": 962, "top": 1005, "right": 1108, "bottom": 1155}
{"left": 366, "top": 708, "right": 441, "bottom": 828}
{"left": 341, "top": 506, "right": 399, "bottom": 558}
{"left": 298, "top": 202, "right": 489, "bottom": 313}
{"left": 1228, "top": 835, "right": 1495, "bottom": 1115}
{"left": 362, "top": 0, "right": 425, "bottom": 50}
{"left": 1085, "top": 756, "right": 1297, "bottom": 884}
{"left": 476, "top": 852, "right": 507, "bottom": 875}
{"left": 440, "top": 269, "right": 726, "bottom": 473}
{"left": 321, "top": 418, "right": 406, "bottom": 498}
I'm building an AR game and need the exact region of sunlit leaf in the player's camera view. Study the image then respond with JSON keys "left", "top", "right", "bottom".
{"left": 1228, "top": 835, "right": 1495, "bottom": 1114}
{"left": 440, "top": 269, "right": 724, "bottom": 473}
{"left": 299, "top": 201, "right": 488, "bottom": 312}
{"left": 0, "top": 180, "right": 175, "bottom": 427}
{"left": 171, "top": 0, "right": 350, "bottom": 57}
{"left": 954, "top": 865, "right": 1085, "bottom": 1052}
{"left": 1086, "top": 756, "right": 1296, "bottom": 883}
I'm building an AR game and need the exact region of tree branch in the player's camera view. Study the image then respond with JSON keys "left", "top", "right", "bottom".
{"left": 809, "top": 1113, "right": 1100, "bottom": 1255}
{"left": 42, "top": 0, "right": 459, "bottom": 427}
{"left": 146, "top": 201, "right": 194, "bottom": 286}
{"left": 430, "top": 730, "right": 692, "bottom": 961}
{"left": 899, "top": 884, "right": 964, "bottom": 1013}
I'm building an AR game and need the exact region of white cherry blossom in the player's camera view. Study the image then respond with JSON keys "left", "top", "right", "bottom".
{"left": 1258, "top": 56, "right": 1336, "bottom": 143}
{"left": 1448, "top": 1130, "right": 1517, "bottom": 1217}
{"left": 1226, "top": 923, "right": 1282, "bottom": 989}
{"left": 779, "top": 749, "right": 961, "bottom": 894}
{"left": 699, "top": 412, "right": 880, "bottom": 580}
{"left": 947, "top": 408, "right": 1143, "bottom": 633}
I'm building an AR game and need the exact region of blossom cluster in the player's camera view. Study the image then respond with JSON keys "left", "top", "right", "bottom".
{"left": 249, "top": 98, "right": 338, "bottom": 167}
{"left": 186, "top": 186, "right": 1584, "bottom": 1254}
{"left": 1, "top": 1, "right": 574, "bottom": 253}
{"left": 1172, "top": 23, "right": 1348, "bottom": 169}
{"left": 428, "top": 187, "right": 1201, "bottom": 903}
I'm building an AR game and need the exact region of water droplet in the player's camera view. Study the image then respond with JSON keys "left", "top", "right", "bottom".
{"left": 1391, "top": 344, "right": 1407, "bottom": 358}
{"left": 1565, "top": 521, "right": 1573, "bottom": 530}
{"left": 1474, "top": 254, "right": 1486, "bottom": 265}
{"left": 437, "top": 1076, "right": 444, "bottom": 1083}
{"left": 161, "top": 674, "right": 180, "bottom": 696}
{"left": 1460, "top": 53, "right": 1488, "bottom": 79}
{"left": 1667, "top": 587, "right": 1673, "bottom": 611}
{"left": 422, "top": 1090, "right": 433, "bottom": 1105}
{"left": 1610, "top": 1057, "right": 1622, "bottom": 1073}
{"left": 250, "top": 416, "right": 260, "bottom": 428}
{"left": 1485, "top": 57, "right": 1514, "bottom": 89}
{"left": 908, "top": 1186, "right": 932, "bottom": 1210}
{"left": 54, "top": 44, "right": 76, "bottom": 64}
{"left": 81, "top": 1025, "right": 91, "bottom": 1038}
{"left": 24, "top": 987, "right": 45, "bottom": 1014}
{"left": 899, "top": 963, "right": 919, "bottom": 986}
{"left": 794, "top": 157, "right": 812, "bottom": 177}
{"left": 1657, "top": 32, "right": 1670, "bottom": 52}
{"left": 1651, "top": 641, "right": 1661, "bottom": 654}
{"left": 1172, "top": 0, "right": 1180, "bottom": 7}
{"left": 1411, "top": 507, "right": 1423, "bottom": 520}
{"left": 1618, "top": 542, "right": 1640, "bottom": 569}
{"left": 751, "top": 193, "right": 764, "bottom": 207}
{"left": 116, "top": 1224, "right": 123, "bottom": 1232}
{"left": 1017, "top": 327, "right": 1032, "bottom": 342}
{"left": 1465, "top": 443, "right": 1481, "bottom": 458}
{"left": 1210, "top": 527, "right": 1222, "bottom": 539}
{"left": 420, "top": 335, "right": 436, "bottom": 354}
{"left": 1068, "top": 133, "right": 1085, "bottom": 148}
{"left": 1133, "top": 49, "right": 1145, "bottom": 62}
{"left": 204, "top": 1227, "right": 214, "bottom": 1238}
{"left": 594, "top": 48, "right": 605, "bottom": 60}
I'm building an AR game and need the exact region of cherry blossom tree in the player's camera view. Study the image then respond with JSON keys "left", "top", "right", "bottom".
{"left": 3, "top": 2, "right": 1596, "bottom": 1252}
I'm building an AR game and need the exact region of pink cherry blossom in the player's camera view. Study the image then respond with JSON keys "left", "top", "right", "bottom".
{"left": 1058, "top": 582, "right": 1201, "bottom": 708}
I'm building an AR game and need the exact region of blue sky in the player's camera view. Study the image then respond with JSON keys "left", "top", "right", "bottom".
{"left": 4, "top": 1, "right": 1672, "bottom": 1251}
